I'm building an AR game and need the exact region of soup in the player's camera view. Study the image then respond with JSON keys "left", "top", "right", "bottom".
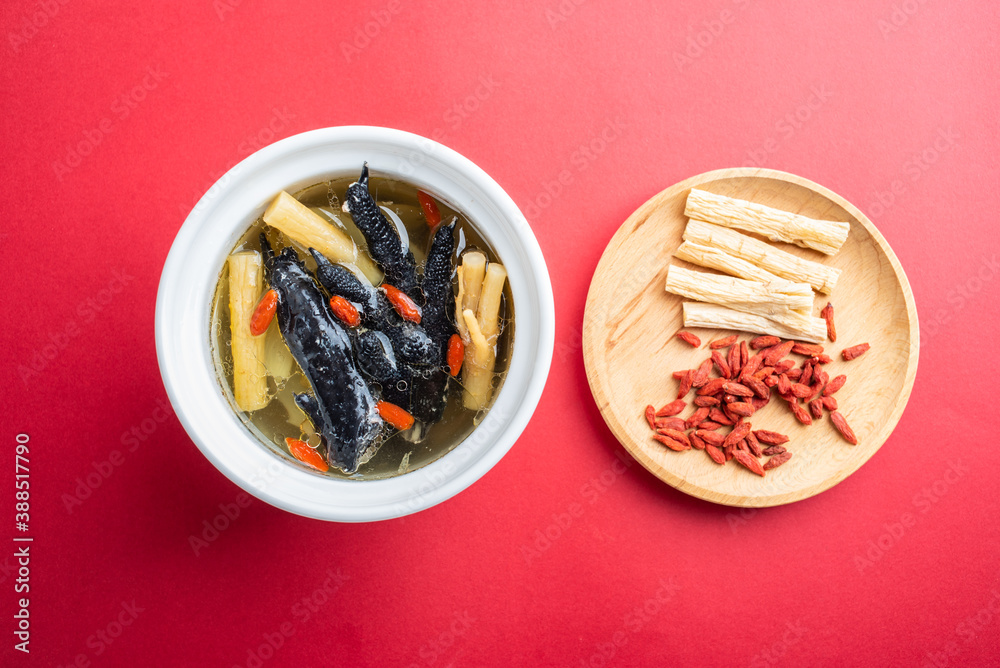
{"left": 209, "top": 165, "right": 514, "bottom": 480}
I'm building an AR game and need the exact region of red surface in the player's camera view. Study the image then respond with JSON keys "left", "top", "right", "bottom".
{"left": 2, "top": 1, "right": 999, "bottom": 666}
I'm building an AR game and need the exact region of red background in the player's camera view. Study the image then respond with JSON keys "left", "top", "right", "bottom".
{"left": 3, "top": 1, "right": 999, "bottom": 666}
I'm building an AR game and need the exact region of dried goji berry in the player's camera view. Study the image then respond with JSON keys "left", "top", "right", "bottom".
{"left": 382, "top": 284, "right": 422, "bottom": 324}
{"left": 763, "top": 451, "right": 792, "bottom": 470}
{"left": 790, "top": 383, "right": 814, "bottom": 399}
{"left": 685, "top": 407, "right": 711, "bottom": 430}
{"left": 656, "top": 399, "right": 686, "bottom": 417}
{"left": 723, "top": 382, "right": 754, "bottom": 397}
{"left": 728, "top": 402, "right": 755, "bottom": 417}
{"left": 830, "top": 411, "right": 858, "bottom": 444}
{"left": 654, "top": 434, "right": 689, "bottom": 451}
{"left": 250, "top": 289, "right": 279, "bottom": 336}
{"left": 655, "top": 417, "right": 687, "bottom": 431}
{"left": 377, "top": 400, "right": 415, "bottom": 430}
{"left": 743, "top": 377, "right": 770, "bottom": 399}
{"left": 789, "top": 401, "right": 812, "bottom": 425}
{"left": 773, "top": 360, "right": 795, "bottom": 374}
{"left": 417, "top": 190, "right": 442, "bottom": 228}
{"left": 644, "top": 405, "right": 656, "bottom": 429}
{"left": 763, "top": 340, "right": 794, "bottom": 366}
{"left": 446, "top": 334, "right": 465, "bottom": 376}
{"left": 792, "top": 342, "right": 824, "bottom": 356}
{"left": 842, "top": 343, "right": 871, "bottom": 361}
{"left": 656, "top": 428, "right": 690, "bottom": 448}
{"left": 711, "top": 351, "right": 731, "bottom": 379}
{"left": 697, "top": 378, "right": 727, "bottom": 396}
{"left": 723, "top": 421, "right": 752, "bottom": 449}
{"left": 821, "top": 302, "right": 836, "bottom": 342}
{"left": 740, "top": 353, "right": 762, "bottom": 380}
{"left": 329, "top": 295, "right": 361, "bottom": 328}
{"left": 678, "top": 369, "right": 694, "bottom": 399}
{"left": 692, "top": 359, "right": 713, "bottom": 387}
{"left": 708, "top": 408, "right": 733, "bottom": 426}
{"left": 728, "top": 342, "right": 742, "bottom": 378}
{"left": 706, "top": 444, "right": 726, "bottom": 465}
{"left": 823, "top": 375, "right": 847, "bottom": 396}
{"left": 695, "top": 430, "right": 725, "bottom": 447}
{"left": 753, "top": 430, "right": 789, "bottom": 445}
{"left": 750, "top": 335, "right": 781, "bottom": 349}
{"left": 690, "top": 433, "right": 707, "bottom": 450}
{"left": 709, "top": 335, "right": 737, "bottom": 349}
{"left": 286, "top": 438, "right": 329, "bottom": 472}
{"left": 733, "top": 450, "right": 765, "bottom": 476}
{"left": 676, "top": 331, "right": 702, "bottom": 347}
{"left": 800, "top": 361, "right": 813, "bottom": 387}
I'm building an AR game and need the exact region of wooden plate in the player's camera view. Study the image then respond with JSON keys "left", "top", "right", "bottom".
{"left": 582, "top": 168, "right": 919, "bottom": 507}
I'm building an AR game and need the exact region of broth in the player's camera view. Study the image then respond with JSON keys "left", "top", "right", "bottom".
{"left": 209, "top": 172, "right": 514, "bottom": 480}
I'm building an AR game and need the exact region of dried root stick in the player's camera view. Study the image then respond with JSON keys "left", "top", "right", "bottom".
{"left": 665, "top": 266, "right": 815, "bottom": 330}
{"left": 457, "top": 253, "right": 507, "bottom": 411}
{"left": 228, "top": 251, "right": 270, "bottom": 411}
{"left": 459, "top": 252, "right": 487, "bottom": 316}
{"left": 263, "top": 191, "right": 382, "bottom": 284}
{"left": 461, "top": 310, "right": 494, "bottom": 410}
{"left": 674, "top": 241, "right": 786, "bottom": 284}
{"left": 682, "top": 302, "right": 827, "bottom": 343}
{"left": 683, "top": 220, "right": 841, "bottom": 294}
{"left": 685, "top": 189, "right": 850, "bottom": 256}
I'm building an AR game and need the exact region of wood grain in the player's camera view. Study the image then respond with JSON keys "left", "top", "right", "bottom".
{"left": 582, "top": 168, "right": 919, "bottom": 507}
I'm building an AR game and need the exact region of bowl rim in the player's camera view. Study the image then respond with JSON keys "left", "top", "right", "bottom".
{"left": 155, "top": 125, "right": 555, "bottom": 521}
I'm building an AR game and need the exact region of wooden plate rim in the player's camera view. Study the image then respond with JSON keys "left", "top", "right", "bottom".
{"left": 582, "top": 167, "right": 920, "bottom": 507}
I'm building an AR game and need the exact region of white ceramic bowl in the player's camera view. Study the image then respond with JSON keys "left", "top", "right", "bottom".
{"left": 156, "top": 126, "right": 554, "bottom": 522}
